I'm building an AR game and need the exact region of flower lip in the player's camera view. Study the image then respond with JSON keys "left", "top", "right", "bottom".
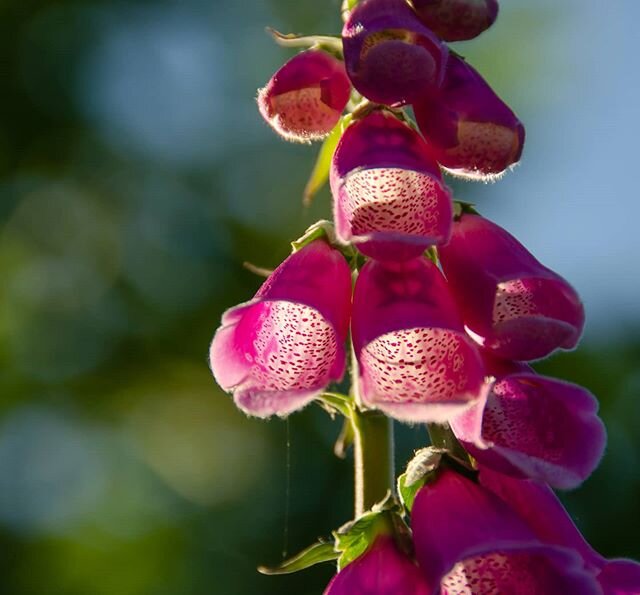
{"left": 331, "top": 110, "right": 453, "bottom": 261}
{"left": 209, "top": 240, "right": 352, "bottom": 418}
{"left": 342, "top": 0, "right": 449, "bottom": 106}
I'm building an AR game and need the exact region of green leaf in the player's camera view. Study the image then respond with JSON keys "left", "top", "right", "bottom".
{"left": 291, "top": 219, "right": 336, "bottom": 252}
{"left": 266, "top": 28, "right": 343, "bottom": 56}
{"left": 257, "top": 540, "right": 338, "bottom": 576}
{"left": 303, "top": 114, "right": 352, "bottom": 206}
{"left": 453, "top": 200, "right": 480, "bottom": 219}
{"left": 334, "top": 510, "right": 389, "bottom": 570}
{"left": 397, "top": 447, "right": 446, "bottom": 512}
{"left": 316, "top": 391, "right": 352, "bottom": 418}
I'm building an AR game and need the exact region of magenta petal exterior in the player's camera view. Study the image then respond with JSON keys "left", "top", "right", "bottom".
{"left": 412, "top": 0, "right": 500, "bottom": 42}
{"left": 479, "top": 469, "right": 640, "bottom": 594}
{"left": 257, "top": 50, "right": 351, "bottom": 142}
{"left": 209, "top": 240, "right": 352, "bottom": 418}
{"left": 451, "top": 353, "right": 606, "bottom": 489}
{"left": 342, "top": 0, "right": 449, "bottom": 106}
{"left": 330, "top": 111, "right": 453, "bottom": 261}
{"left": 324, "top": 535, "right": 430, "bottom": 595}
{"left": 412, "top": 470, "right": 601, "bottom": 595}
{"left": 351, "top": 258, "right": 484, "bottom": 423}
{"left": 439, "top": 214, "right": 585, "bottom": 361}
{"left": 414, "top": 55, "right": 525, "bottom": 180}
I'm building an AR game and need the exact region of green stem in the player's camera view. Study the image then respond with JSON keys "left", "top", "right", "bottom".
{"left": 351, "top": 409, "right": 394, "bottom": 517}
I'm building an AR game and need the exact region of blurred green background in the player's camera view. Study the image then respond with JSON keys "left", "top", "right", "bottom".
{"left": 1, "top": 0, "right": 639, "bottom": 593}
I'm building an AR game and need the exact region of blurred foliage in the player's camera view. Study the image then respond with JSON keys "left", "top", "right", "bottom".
{"left": 0, "top": 0, "right": 638, "bottom": 594}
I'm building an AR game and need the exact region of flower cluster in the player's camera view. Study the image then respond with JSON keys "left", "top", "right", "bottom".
{"left": 209, "top": 0, "right": 639, "bottom": 592}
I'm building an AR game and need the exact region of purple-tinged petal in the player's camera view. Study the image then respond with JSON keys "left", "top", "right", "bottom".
{"left": 330, "top": 111, "right": 453, "bottom": 261}
{"left": 257, "top": 50, "right": 351, "bottom": 143}
{"left": 412, "top": 470, "right": 602, "bottom": 595}
{"left": 439, "top": 214, "right": 585, "bottom": 361}
{"left": 451, "top": 352, "right": 606, "bottom": 489}
{"left": 598, "top": 560, "right": 640, "bottom": 595}
{"left": 479, "top": 469, "right": 640, "bottom": 594}
{"left": 414, "top": 55, "right": 524, "bottom": 180}
{"left": 209, "top": 240, "right": 352, "bottom": 417}
{"left": 411, "top": 0, "right": 499, "bottom": 42}
{"left": 342, "top": 0, "right": 449, "bottom": 106}
{"left": 352, "top": 258, "right": 485, "bottom": 423}
{"left": 324, "top": 535, "right": 430, "bottom": 595}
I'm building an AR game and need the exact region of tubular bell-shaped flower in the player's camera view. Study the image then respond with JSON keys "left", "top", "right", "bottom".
{"left": 330, "top": 110, "right": 453, "bottom": 261}
{"left": 411, "top": 0, "right": 500, "bottom": 42}
{"left": 257, "top": 49, "right": 351, "bottom": 142}
{"left": 480, "top": 468, "right": 640, "bottom": 595}
{"left": 414, "top": 55, "right": 525, "bottom": 180}
{"left": 450, "top": 351, "right": 606, "bottom": 489}
{"left": 351, "top": 257, "right": 485, "bottom": 423}
{"left": 412, "top": 470, "right": 602, "bottom": 594}
{"left": 439, "top": 213, "right": 585, "bottom": 361}
{"left": 324, "top": 535, "right": 430, "bottom": 594}
{"left": 342, "top": 0, "right": 449, "bottom": 106}
{"left": 209, "top": 240, "right": 352, "bottom": 418}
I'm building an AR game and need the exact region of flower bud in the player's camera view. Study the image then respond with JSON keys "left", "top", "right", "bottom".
{"left": 331, "top": 111, "right": 452, "bottom": 261}
{"left": 324, "top": 535, "right": 429, "bottom": 595}
{"left": 257, "top": 50, "right": 351, "bottom": 142}
{"left": 342, "top": 0, "right": 448, "bottom": 106}
{"left": 411, "top": 0, "right": 499, "bottom": 42}
{"left": 438, "top": 214, "right": 585, "bottom": 361}
{"left": 209, "top": 240, "right": 352, "bottom": 418}
{"left": 414, "top": 55, "right": 525, "bottom": 180}
{"left": 351, "top": 257, "right": 485, "bottom": 423}
{"left": 451, "top": 351, "right": 606, "bottom": 489}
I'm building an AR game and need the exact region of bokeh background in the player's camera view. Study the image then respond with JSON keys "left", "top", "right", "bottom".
{"left": 1, "top": 0, "right": 639, "bottom": 593}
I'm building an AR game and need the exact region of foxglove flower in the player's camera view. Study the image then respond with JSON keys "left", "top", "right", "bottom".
{"left": 412, "top": 470, "right": 601, "bottom": 594}
{"left": 351, "top": 257, "right": 485, "bottom": 423}
{"left": 257, "top": 50, "right": 351, "bottom": 142}
{"left": 209, "top": 240, "right": 351, "bottom": 418}
{"left": 411, "top": 0, "right": 499, "bottom": 42}
{"left": 450, "top": 351, "right": 606, "bottom": 489}
{"left": 342, "top": 0, "right": 448, "bottom": 106}
{"left": 439, "top": 214, "right": 585, "bottom": 361}
{"left": 324, "top": 535, "right": 430, "bottom": 595}
{"left": 414, "top": 55, "right": 525, "bottom": 180}
{"left": 480, "top": 468, "right": 640, "bottom": 594}
{"left": 330, "top": 111, "right": 453, "bottom": 261}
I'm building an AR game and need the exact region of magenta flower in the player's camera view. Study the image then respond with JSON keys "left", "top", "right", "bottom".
{"left": 330, "top": 111, "right": 453, "bottom": 261}
{"left": 414, "top": 55, "right": 525, "bottom": 180}
{"left": 411, "top": 0, "right": 500, "bottom": 42}
{"left": 412, "top": 470, "right": 602, "bottom": 594}
{"left": 450, "top": 351, "right": 606, "bottom": 489}
{"left": 480, "top": 468, "right": 640, "bottom": 594}
{"left": 324, "top": 535, "right": 430, "bottom": 595}
{"left": 342, "top": 0, "right": 449, "bottom": 106}
{"left": 438, "top": 213, "right": 585, "bottom": 361}
{"left": 209, "top": 240, "right": 352, "bottom": 418}
{"left": 351, "top": 257, "right": 485, "bottom": 423}
{"left": 257, "top": 49, "right": 351, "bottom": 142}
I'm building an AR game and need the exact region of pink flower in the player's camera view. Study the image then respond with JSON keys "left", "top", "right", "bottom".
{"left": 438, "top": 213, "right": 585, "bottom": 361}
{"left": 412, "top": 470, "right": 602, "bottom": 594}
{"left": 411, "top": 0, "right": 500, "bottom": 42}
{"left": 209, "top": 240, "right": 352, "bottom": 417}
{"left": 480, "top": 468, "right": 640, "bottom": 594}
{"left": 351, "top": 257, "right": 485, "bottom": 423}
{"left": 257, "top": 49, "right": 351, "bottom": 142}
{"left": 450, "top": 351, "right": 607, "bottom": 489}
{"left": 342, "top": 0, "right": 448, "bottom": 106}
{"left": 414, "top": 55, "right": 525, "bottom": 180}
{"left": 330, "top": 111, "right": 453, "bottom": 261}
{"left": 324, "top": 535, "right": 430, "bottom": 595}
